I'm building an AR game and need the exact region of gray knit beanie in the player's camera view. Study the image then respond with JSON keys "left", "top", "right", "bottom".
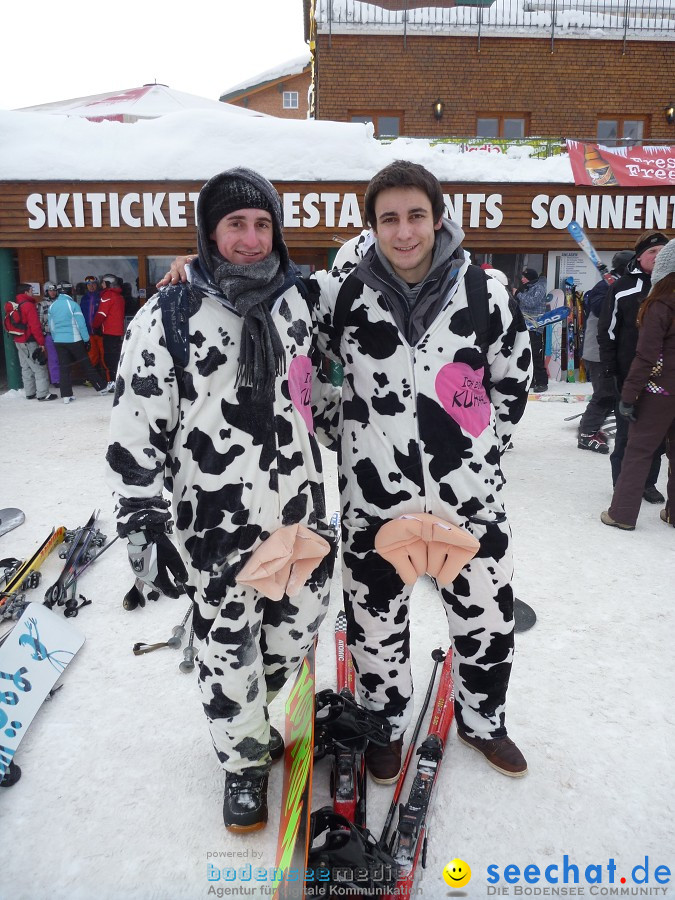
{"left": 650, "top": 239, "right": 675, "bottom": 286}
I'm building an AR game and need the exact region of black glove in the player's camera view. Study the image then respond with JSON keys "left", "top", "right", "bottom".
{"left": 126, "top": 530, "right": 189, "bottom": 598}
{"left": 32, "top": 345, "right": 46, "bottom": 363}
{"left": 618, "top": 401, "right": 637, "bottom": 423}
{"left": 84, "top": 340, "right": 91, "bottom": 352}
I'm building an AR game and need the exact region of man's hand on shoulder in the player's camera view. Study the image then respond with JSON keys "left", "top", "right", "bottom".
{"left": 156, "top": 255, "right": 195, "bottom": 288}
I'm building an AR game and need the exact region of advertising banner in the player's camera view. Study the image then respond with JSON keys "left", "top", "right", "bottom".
{"left": 567, "top": 140, "right": 675, "bottom": 187}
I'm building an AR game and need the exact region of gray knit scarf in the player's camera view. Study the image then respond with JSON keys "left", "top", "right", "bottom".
{"left": 212, "top": 250, "right": 287, "bottom": 401}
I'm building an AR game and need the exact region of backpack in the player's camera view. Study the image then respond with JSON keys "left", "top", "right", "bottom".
{"left": 3, "top": 300, "right": 29, "bottom": 338}
{"left": 328, "top": 263, "right": 493, "bottom": 388}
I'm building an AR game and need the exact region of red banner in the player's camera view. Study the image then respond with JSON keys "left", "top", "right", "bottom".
{"left": 567, "top": 140, "right": 675, "bottom": 187}
{"left": 364, "top": 1, "right": 495, "bottom": 9}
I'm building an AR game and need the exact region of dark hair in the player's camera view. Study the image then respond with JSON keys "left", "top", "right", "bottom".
{"left": 637, "top": 271, "right": 675, "bottom": 327}
{"left": 364, "top": 160, "right": 445, "bottom": 228}
{"left": 16, "top": 283, "right": 32, "bottom": 295}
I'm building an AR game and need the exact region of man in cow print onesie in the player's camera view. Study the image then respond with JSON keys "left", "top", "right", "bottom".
{"left": 106, "top": 168, "right": 336, "bottom": 832}
{"left": 313, "top": 161, "right": 532, "bottom": 779}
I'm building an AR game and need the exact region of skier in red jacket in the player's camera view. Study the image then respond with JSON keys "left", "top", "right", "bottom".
{"left": 3, "top": 283, "right": 57, "bottom": 401}
{"left": 93, "top": 274, "right": 125, "bottom": 391}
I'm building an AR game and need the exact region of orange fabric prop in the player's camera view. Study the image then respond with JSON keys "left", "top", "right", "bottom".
{"left": 235, "top": 524, "right": 331, "bottom": 601}
{"left": 374, "top": 513, "right": 480, "bottom": 587}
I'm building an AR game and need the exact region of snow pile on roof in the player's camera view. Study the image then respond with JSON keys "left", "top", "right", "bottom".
{"left": 221, "top": 53, "right": 312, "bottom": 98}
{"left": 16, "top": 84, "right": 262, "bottom": 122}
{"left": 0, "top": 108, "right": 573, "bottom": 182}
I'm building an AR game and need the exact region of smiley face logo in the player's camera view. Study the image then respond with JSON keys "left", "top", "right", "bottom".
{"left": 443, "top": 858, "right": 472, "bottom": 889}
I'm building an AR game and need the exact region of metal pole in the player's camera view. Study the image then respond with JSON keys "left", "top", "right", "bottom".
{"left": 622, "top": 0, "right": 629, "bottom": 55}
{"left": 404, "top": 0, "right": 407, "bottom": 51}
{"left": 328, "top": 0, "right": 332, "bottom": 50}
{"left": 0, "top": 249, "right": 22, "bottom": 391}
{"left": 551, "top": 0, "right": 556, "bottom": 52}
{"left": 477, "top": 4, "right": 482, "bottom": 53}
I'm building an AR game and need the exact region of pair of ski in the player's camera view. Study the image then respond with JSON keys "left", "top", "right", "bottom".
{"left": 273, "top": 613, "right": 454, "bottom": 899}
{"left": 43, "top": 510, "right": 117, "bottom": 617}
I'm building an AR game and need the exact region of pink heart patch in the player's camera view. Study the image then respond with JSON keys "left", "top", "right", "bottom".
{"left": 288, "top": 355, "right": 314, "bottom": 434}
{"left": 435, "top": 362, "right": 491, "bottom": 438}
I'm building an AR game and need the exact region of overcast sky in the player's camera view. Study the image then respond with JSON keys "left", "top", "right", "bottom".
{"left": 2, "top": 0, "right": 309, "bottom": 110}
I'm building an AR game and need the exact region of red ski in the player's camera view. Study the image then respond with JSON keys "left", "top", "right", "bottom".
{"left": 381, "top": 648, "right": 455, "bottom": 899}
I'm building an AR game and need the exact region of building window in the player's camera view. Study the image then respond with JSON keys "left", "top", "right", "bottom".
{"left": 283, "top": 91, "right": 299, "bottom": 109}
{"left": 477, "top": 116, "right": 526, "bottom": 139}
{"left": 597, "top": 118, "right": 645, "bottom": 146}
{"left": 350, "top": 114, "right": 401, "bottom": 138}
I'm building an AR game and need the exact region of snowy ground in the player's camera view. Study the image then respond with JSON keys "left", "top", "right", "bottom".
{"left": 0, "top": 381, "right": 673, "bottom": 900}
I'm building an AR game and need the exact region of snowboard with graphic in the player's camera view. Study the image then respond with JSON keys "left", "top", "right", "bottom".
{"left": 0, "top": 602, "right": 85, "bottom": 781}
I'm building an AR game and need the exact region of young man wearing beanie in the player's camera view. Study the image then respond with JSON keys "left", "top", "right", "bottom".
{"left": 597, "top": 230, "right": 669, "bottom": 500}
{"left": 515, "top": 266, "right": 549, "bottom": 392}
{"left": 106, "top": 168, "right": 337, "bottom": 833}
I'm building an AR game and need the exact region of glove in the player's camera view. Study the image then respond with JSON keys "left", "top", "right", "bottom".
{"left": 618, "top": 401, "right": 637, "bottom": 423}
{"left": 32, "top": 345, "right": 46, "bottom": 363}
{"left": 127, "top": 530, "right": 189, "bottom": 598}
{"left": 84, "top": 340, "right": 91, "bottom": 352}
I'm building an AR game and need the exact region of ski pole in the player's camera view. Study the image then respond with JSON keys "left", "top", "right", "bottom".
{"left": 379, "top": 647, "right": 446, "bottom": 847}
{"left": 132, "top": 602, "right": 192, "bottom": 655}
{"left": 179, "top": 623, "right": 197, "bottom": 673}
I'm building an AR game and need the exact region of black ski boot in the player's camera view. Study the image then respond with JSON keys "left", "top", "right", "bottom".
{"left": 223, "top": 771, "right": 268, "bottom": 833}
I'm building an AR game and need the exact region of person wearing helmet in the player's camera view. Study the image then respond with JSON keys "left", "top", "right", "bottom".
{"left": 93, "top": 274, "right": 125, "bottom": 391}
{"left": 81, "top": 275, "right": 109, "bottom": 384}
{"left": 3, "top": 283, "right": 56, "bottom": 401}
{"left": 48, "top": 283, "right": 108, "bottom": 403}
{"left": 577, "top": 250, "right": 633, "bottom": 454}
{"left": 38, "top": 282, "right": 61, "bottom": 387}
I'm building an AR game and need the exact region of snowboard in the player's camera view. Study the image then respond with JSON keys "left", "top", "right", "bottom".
{"left": 514, "top": 598, "right": 536, "bottom": 633}
{"left": 272, "top": 641, "right": 317, "bottom": 900}
{"left": 0, "top": 602, "right": 85, "bottom": 781}
{"left": 545, "top": 289, "right": 564, "bottom": 382}
{"left": 525, "top": 306, "right": 570, "bottom": 331}
{"left": 0, "top": 509, "right": 25, "bottom": 539}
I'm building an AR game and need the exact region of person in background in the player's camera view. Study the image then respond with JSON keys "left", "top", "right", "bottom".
{"left": 80, "top": 275, "right": 109, "bottom": 384}
{"left": 597, "top": 230, "right": 669, "bottom": 503}
{"left": 515, "top": 267, "right": 549, "bottom": 393}
{"left": 38, "top": 281, "right": 61, "bottom": 388}
{"left": 48, "top": 282, "right": 108, "bottom": 403}
{"left": 3, "top": 283, "right": 56, "bottom": 401}
{"left": 93, "top": 274, "right": 125, "bottom": 392}
{"left": 601, "top": 239, "right": 675, "bottom": 530}
{"left": 576, "top": 250, "right": 633, "bottom": 454}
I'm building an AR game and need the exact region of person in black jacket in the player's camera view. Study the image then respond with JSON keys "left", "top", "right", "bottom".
{"left": 597, "top": 230, "right": 669, "bottom": 501}
{"left": 577, "top": 250, "right": 632, "bottom": 453}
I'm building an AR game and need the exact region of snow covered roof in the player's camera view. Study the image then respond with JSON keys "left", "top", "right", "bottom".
{"left": 220, "top": 53, "right": 312, "bottom": 101}
{"left": 0, "top": 107, "right": 573, "bottom": 182}
{"left": 16, "top": 84, "right": 263, "bottom": 123}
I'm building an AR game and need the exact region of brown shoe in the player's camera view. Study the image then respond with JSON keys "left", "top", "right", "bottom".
{"left": 458, "top": 731, "right": 528, "bottom": 777}
{"left": 660, "top": 509, "right": 674, "bottom": 527}
{"left": 600, "top": 511, "right": 635, "bottom": 531}
{"left": 365, "top": 737, "right": 403, "bottom": 784}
